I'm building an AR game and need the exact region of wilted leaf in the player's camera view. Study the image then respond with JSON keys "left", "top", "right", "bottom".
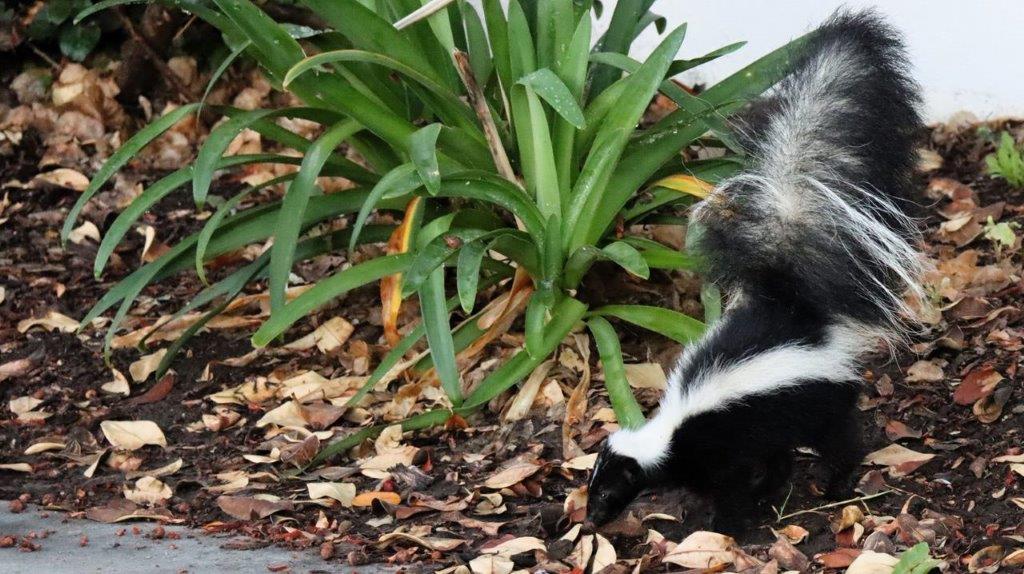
{"left": 954, "top": 366, "right": 1002, "bottom": 405}
{"left": 0, "top": 463, "right": 33, "bottom": 473}
{"left": 817, "top": 548, "right": 862, "bottom": 569}
{"left": 0, "top": 357, "right": 34, "bottom": 383}
{"left": 378, "top": 531, "right": 466, "bottom": 552}
{"left": 774, "top": 524, "right": 809, "bottom": 544}
{"left": 101, "top": 368, "right": 130, "bottom": 395}
{"left": 125, "top": 458, "right": 183, "bottom": 480}
{"left": 256, "top": 401, "right": 307, "bottom": 427}
{"left": 284, "top": 316, "right": 354, "bottom": 353}
{"left": 663, "top": 531, "right": 736, "bottom": 569}
{"left": 25, "top": 439, "right": 66, "bottom": 455}
{"left": 68, "top": 221, "right": 101, "bottom": 244}
{"left": 100, "top": 420, "right": 167, "bottom": 450}
{"left": 563, "top": 453, "right": 597, "bottom": 470}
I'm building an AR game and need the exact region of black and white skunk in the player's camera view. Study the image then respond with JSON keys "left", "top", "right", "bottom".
{"left": 586, "top": 10, "right": 924, "bottom": 534}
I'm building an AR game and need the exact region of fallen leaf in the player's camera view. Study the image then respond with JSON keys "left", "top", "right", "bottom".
{"left": 85, "top": 500, "right": 182, "bottom": 523}
{"left": 468, "top": 554, "right": 513, "bottom": 574}
{"left": 905, "top": 360, "right": 944, "bottom": 383}
{"left": 816, "top": 548, "right": 861, "bottom": 568}
{"left": 216, "top": 495, "right": 293, "bottom": 520}
{"left": 256, "top": 401, "right": 307, "bottom": 427}
{"left": 32, "top": 168, "right": 90, "bottom": 191}
{"left": 864, "top": 444, "right": 935, "bottom": 470}
{"left": 0, "top": 357, "right": 34, "bottom": 383}
{"left": 24, "top": 440, "right": 66, "bottom": 455}
{"left": 484, "top": 456, "right": 542, "bottom": 489}
{"left": 307, "top": 482, "right": 355, "bottom": 506}
{"left": 124, "top": 476, "right": 173, "bottom": 506}
{"left": 991, "top": 453, "right": 1024, "bottom": 463}
{"left": 563, "top": 453, "right": 597, "bottom": 470}
{"left": 125, "top": 458, "right": 183, "bottom": 480}
{"left": 100, "top": 420, "right": 167, "bottom": 450}
{"left": 0, "top": 463, "right": 32, "bottom": 473}
{"left": 378, "top": 531, "right": 466, "bottom": 552}
{"left": 127, "top": 373, "right": 175, "bottom": 405}
{"left": 68, "top": 221, "right": 101, "bottom": 244}
{"left": 591, "top": 534, "right": 616, "bottom": 572}
{"left": 17, "top": 310, "right": 79, "bottom": 333}
{"left": 845, "top": 550, "right": 899, "bottom": 574}
{"left": 284, "top": 316, "right": 354, "bottom": 353}
{"left": 624, "top": 362, "right": 667, "bottom": 389}
{"left": 351, "top": 491, "right": 401, "bottom": 507}
{"left": 967, "top": 545, "right": 1003, "bottom": 574}
{"left": 663, "top": 531, "right": 736, "bottom": 569}
{"left": 9, "top": 396, "right": 43, "bottom": 415}
{"left": 954, "top": 366, "right": 1002, "bottom": 405}
{"left": 128, "top": 349, "right": 167, "bottom": 383}
{"left": 480, "top": 536, "right": 546, "bottom": 556}
{"left": 774, "top": 524, "right": 809, "bottom": 544}
{"left": 101, "top": 369, "right": 130, "bottom": 395}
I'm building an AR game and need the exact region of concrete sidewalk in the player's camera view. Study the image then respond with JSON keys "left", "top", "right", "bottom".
{"left": 0, "top": 503, "right": 390, "bottom": 573}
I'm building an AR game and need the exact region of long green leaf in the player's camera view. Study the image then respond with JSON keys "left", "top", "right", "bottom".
{"left": 419, "top": 267, "right": 463, "bottom": 405}
{"left": 410, "top": 124, "right": 444, "bottom": 195}
{"left": 564, "top": 24, "right": 686, "bottom": 252}
{"left": 589, "top": 304, "right": 705, "bottom": 345}
{"left": 587, "top": 317, "right": 645, "bottom": 429}
{"left": 517, "top": 68, "right": 585, "bottom": 128}
{"left": 269, "top": 120, "right": 362, "bottom": 314}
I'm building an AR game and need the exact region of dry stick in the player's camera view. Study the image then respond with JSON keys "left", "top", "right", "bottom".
{"left": 452, "top": 50, "right": 517, "bottom": 184}
{"left": 25, "top": 42, "right": 60, "bottom": 71}
{"left": 774, "top": 490, "right": 895, "bottom": 522}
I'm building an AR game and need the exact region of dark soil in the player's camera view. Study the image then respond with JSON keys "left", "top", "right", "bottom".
{"left": 2, "top": 119, "right": 1023, "bottom": 572}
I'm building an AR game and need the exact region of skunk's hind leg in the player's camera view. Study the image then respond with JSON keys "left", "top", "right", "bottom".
{"left": 811, "top": 411, "right": 865, "bottom": 500}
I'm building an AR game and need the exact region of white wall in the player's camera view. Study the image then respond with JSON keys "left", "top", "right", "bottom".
{"left": 624, "top": 1, "right": 1024, "bottom": 123}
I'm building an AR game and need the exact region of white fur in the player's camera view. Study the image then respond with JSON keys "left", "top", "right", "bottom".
{"left": 608, "top": 319, "right": 872, "bottom": 469}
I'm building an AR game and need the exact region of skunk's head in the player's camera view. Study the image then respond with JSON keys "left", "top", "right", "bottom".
{"left": 586, "top": 444, "right": 647, "bottom": 527}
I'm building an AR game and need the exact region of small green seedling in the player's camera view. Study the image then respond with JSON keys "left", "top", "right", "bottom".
{"left": 892, "top": 542, "right": 943, "bottom": 574}
{"left": 983, "top": 215, "right": 1019, "bottom": 257}
{"left": 985, "top": 132, "right": 1024, "bottom": 188}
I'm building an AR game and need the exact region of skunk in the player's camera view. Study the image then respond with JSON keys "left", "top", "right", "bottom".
{"left": 586, "top": 10, "right": 924, "bottom": 534}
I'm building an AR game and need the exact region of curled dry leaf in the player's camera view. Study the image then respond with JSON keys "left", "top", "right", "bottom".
{"left": 563, "top": 485, "right": 588, "bottom": 524}
{"left": 125, "top": 458, "right": 183, "bottom": 480}
{"left": 378, "top": 531, "right": 466, "bottom": 552}
{"left": 774, "top": 524, "right": 809, "bottom": 544}
{"left": 954, "top": 366, "right": 1003, "bottom": 405}
{"left": 9, "top": 396, "right": 43, "bottom": 416}
{"left": 0, "top": 463, "right": 33, "bottom": 473}
{"left": 124, "top": 476, "right": 173, "bottom": 506}
{"left": 563, "top": 453, "right": 597, "bottom": 470}
{"left": 284, "top": 316, "right": 354, "bottom": 353}
{"left": 474, "top": 493, "right": 506, "bottom": 516}
{"left": 68, "top": 221, "right": 101, "bottom": 244}
{"left": 24, "top": 439, "right": 66, "bottom": 455}
{"left": 99, "top": 420, "right": 167, "bottom": 450}
{"left": 832, "top": 505, "right": 865, "bottom": 533}
{"left": 17, "top": 310, "right": 79, "bottom": 334}
{"left": 769, "top": 534, "right": 810, "bottom": 572}
{"left": 967, "top": 545, "right": 1003, "bottom": 574}
{"left": 128, "top": 349, "right": 167, "bottom": 383}
{"left": 256, "top": 401, "right": 307, "bottom": 427}
{"left": 663, "top": 531, "right": 736, "bottom": 569}
{"left": 307, "top": 482, "right": 356, "bottom": 506}
{"left": 101, "top": 368, "right": 130, "bottom": 395}
{"left": 816, "top": 548, "right": 862, "bottom": 569}
{"left": 0, "top": 357, "right": 34, "bottom": 383}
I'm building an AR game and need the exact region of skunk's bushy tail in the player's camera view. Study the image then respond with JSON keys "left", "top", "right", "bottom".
{"left": 693, "top": 9, "right": 925, "bottom": 335}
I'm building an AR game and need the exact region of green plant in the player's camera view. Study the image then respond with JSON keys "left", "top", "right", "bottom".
{"left": 26, "top": 0, "right": 104, "bottom": 61}
{"left": 892, "top": 542, "right": 942, "bottom": 574}
{"left": 983, "top": 215, "right": 1019, "bottom": 257}
{"left": 986, "top": 131, "right": 1024, "bottom": 188}
{"left": 70, "top": 0, "right": 806, "bottom": 463}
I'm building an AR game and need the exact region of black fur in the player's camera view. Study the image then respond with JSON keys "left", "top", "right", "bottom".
{"left": 586, "top": 10, "right": 922, "bottom": 534}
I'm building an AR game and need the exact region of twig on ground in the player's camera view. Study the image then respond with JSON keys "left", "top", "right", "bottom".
{"left": 775, "top": 490, "right": 895, "bottom": 522}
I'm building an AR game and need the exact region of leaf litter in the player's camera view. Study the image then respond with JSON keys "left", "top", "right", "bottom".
{"left": 1, "top": 68, "right": 1023, "bottom": 572}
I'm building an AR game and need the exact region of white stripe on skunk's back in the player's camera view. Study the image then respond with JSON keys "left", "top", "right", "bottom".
{"left": 607, "top": 320, "right": 872, "bottom": 469}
